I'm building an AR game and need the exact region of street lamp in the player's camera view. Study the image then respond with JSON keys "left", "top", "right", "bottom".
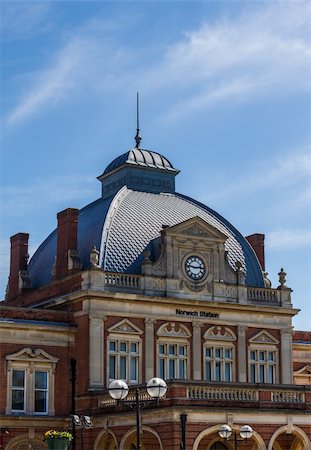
{"left": 108, "top": 377, "right": 167, "bottom": 450}
{"left": 218, "top": 424, "right": 253, "bottom": 449}
{"left": 72, "top": 414, "right": 93, "bottom": 449}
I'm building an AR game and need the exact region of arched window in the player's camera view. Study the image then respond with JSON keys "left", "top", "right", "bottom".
{"left": 157, "top": 322, "right": 191, "bottom": 379}
{"left": 203, "top": 326, "right": 236, "bottom": 382}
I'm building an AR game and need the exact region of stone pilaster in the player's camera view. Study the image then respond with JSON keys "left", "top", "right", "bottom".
{"left": 237, "top": 325, "right": 248, "bottom": 382}
{"left": 89, "top": 313, "right": 106, "bottom": 387}
{"left": 193, "top": 322, "right": 203, "bottom": 380}
{"left": 281, "top": 327, "right": 293, "bottom": 384}
{"left": 145, "top": 318, "right": 155, "bottom": 381}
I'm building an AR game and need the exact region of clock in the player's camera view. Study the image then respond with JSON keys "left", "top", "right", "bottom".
{"left": 184, "top": 255, "right": 206, "bottom": 281}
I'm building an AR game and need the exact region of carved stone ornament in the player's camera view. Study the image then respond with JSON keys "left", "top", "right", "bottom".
{"left": 249, "top": 330, "right": 279, "bottom": 344}
{"left": 90, "top": 245, "right": 100, "bottom": 267}
{"left": 157, "top": 322, "right": 191, "bottom": 337}
{"left": 181, "top": 279, "right": 211, "bottom": 292}
{"left": 204, "top": 326, "right": 236, "bottom": 341}
{"left": 108, "top": 319, "right": 143, "bottom": 335}
{"left": 6, "top": 348, "right": 59, "bottom": 363}
{"left": 181, "top": 224, "right": 212, "bottom": 238}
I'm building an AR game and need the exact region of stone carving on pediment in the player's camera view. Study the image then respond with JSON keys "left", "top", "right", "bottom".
{"left": 249, "top": 330, "right": 279, "bottom": 344}
{"left": 108, "top": 319, "right": 142, "bottom": 335}
{"left": 157, "top": 322, "right": 191, "bottom": 337}
{"left": 204, "top": 326, "right": 236, "bottom": 341}
{"left": 180, "top": 224, "right": 212, "bottom": 239}
{"left": 294, "top": 365, "right": 311, "bottom": 375}
{"left": 6, "top": 348, "right": 59, "bottom": 363}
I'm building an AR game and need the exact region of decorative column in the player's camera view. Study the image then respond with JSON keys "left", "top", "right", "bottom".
{"left": 237, "top": 325, "right": 248, "bottom": 382}
{"left": 145, "top": 318, "right": 155, "bottom": 380}
{"left": 193, "top": 322, "right": 203, "bottom": 380}
{"left": 281, "top": 328, "right": 293, "bottom": 384}
{"left": 89, "top": 313, "right": 106, "bottom": 387}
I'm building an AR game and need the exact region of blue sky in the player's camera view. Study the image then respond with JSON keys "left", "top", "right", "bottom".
{"left": 1, "top": 1, "right": 310, "bottom": 330}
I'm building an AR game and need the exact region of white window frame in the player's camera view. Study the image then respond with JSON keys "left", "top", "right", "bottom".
{"left": 248, "top": 345, "right": 278, "bottom": 384}
{"left": 6, "top": 348, "right": 58, "bottom": 415}
{"left": 204, "top": 343, "right": 235, "bottom": 382}
{"left": 108, "top": 337, "right": 141, "bottom": 384}
{"left": 157, "top": 338, "right": 189, "bottom": 380}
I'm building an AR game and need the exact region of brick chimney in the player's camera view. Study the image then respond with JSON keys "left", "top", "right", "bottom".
{"left": 246, "top": 233, "right": 265, "bottom": 270}
{"left": 55, "top": 208, "right": 81, "bottom": 279}
{"left": 7, "top": 233, "right": 30, "bottom": 300}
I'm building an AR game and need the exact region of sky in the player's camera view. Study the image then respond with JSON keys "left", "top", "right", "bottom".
{"left": 1, "top": 0, "right": 310, "bottom": 330}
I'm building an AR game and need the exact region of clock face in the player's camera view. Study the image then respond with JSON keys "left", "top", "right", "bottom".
{"left": 184, "top": 255, "right": 206, "bottom": 281}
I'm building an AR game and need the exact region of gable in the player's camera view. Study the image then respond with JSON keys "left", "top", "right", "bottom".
{"left": 6, "top": 347, "right": 59, "bottom": 363}
{"left": 162, "top": 216, "right": 228, "bottom": 243}
{"left": 108, "top": 319, "right": 143, "bottom": 335}
{"left": 249, "top": 330, "right": 279, "bottom": 345}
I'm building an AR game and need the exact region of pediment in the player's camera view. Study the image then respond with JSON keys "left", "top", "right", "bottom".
{"left": 162, "top": 216, "right": 228, "bottom": 242}
{"left": 108, "top": 319, "right": 143, "bottom": 335}
{"left": 294, "top": 365, "right": 311, "bottom": 375}
{"left": 6, "top": 348, "right": 58, "bottom": 363}
{"left": 249, "top": 330, "right": 279, "bottom": 345}
{"left": 204, "top": 326, "right": 236, "bottom": 341}
{"left": 157, "top": 322, "right": 191, "bottom": 338}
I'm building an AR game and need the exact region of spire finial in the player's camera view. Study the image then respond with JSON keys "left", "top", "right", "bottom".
{"left": 135, "top": 92, "right": 142, "bottom": 149}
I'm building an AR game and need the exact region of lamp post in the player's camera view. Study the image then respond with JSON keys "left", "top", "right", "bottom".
{"left": 218, "top": 425, "right": 253, "bottom": 450}
{"left": 108, "top": 377, "right": 167, "bottom": 450}
{"left": 71, "top": 415, "right": 93, "bottom": 450}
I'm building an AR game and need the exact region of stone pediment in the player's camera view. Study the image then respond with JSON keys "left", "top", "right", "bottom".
{"left": 204, "top": 326, "right": 236, "bottom": 341}
{"left": 108, "top": 319, "right": 143, "bottom": 335}
{"left": 6, "top": 348, "right": 59, "bottom": 363}
{"left": 294, "top": 365, "right": 311, "bottom": 375}
{"left": 162, "top": 216, "right": 228, "bottom": 243}
{"left": 249, "top": 330, "right": 279, "bottom": 345}
{"left": 157, "top": 322, "right": 191, "bottom": 337}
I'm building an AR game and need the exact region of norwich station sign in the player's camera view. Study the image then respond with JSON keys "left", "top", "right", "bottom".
{"left": 176, "top": 309, "right": 219, "bottom": 318}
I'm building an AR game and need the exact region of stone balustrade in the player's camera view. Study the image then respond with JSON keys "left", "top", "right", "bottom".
{"left": 271, "top": 390, "right": 305, "bottom": 403}
{"left": 104, "top": 272, "right": 141, "bottom": 289}
{"left": 247, "top": 287, "right": 279, "bottom": 303}
{"left": 187, "top": 385, "right": 258, "bottom": 401}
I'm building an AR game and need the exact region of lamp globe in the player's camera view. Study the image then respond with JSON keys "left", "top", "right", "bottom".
{"left": 146, "top": 377, "right": 167, "bottom": 398}
{"left": 108, "top": 379, "right": 129, "bottom": 400}
{"left": 218, "top": 425, "right": 232, "bottom": 439}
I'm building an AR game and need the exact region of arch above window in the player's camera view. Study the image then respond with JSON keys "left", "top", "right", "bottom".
{"left": 204, "top": 326, "right": 236, "bottom": 341}
{"left": 157, "top": 322, "right": 191, "bottom": 338}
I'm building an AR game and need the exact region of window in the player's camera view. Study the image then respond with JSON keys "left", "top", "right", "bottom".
{"left": 248, "top": 330, "right": 279, "bottom": 384}
{"left": 204, "top": 345, "right": 233, "bottom": 382}
{"left": 158, "top": 342, "right": 188, "bottom": 379}
{"left": 156, "top": 322, "right": 191, "bottom": 380}
{"left": 203, "top": 326, "right": 236, "bottom": 382}
{"left": 6, "top": 348, "right": 58, "bottom": 415}
{"left": 249, "top": 349, "right": 276, "bottom": 383}
{"left": 108, "top": 339, "right": 139, "bottom": 383}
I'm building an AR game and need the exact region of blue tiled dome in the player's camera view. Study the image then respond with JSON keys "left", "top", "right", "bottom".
{"left": 28, "top": 150, "right": 264, "bottom": 289}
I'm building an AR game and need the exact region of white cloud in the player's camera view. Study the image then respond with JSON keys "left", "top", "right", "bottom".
{"left": 1, "top": 2, "right": 52, "bottom": 38}
{"left": 2, "top": 174, "right": 97, "bottom": 215}
{"left": 6, "top": 37, "right": 93, "bottom": 126}
{"left": 151, "top": 2, "right": 311, "bottom": 118}
{"left": 266, "top": 229, "right": 311, "bottom": 250}
{"left": 5, "top": 2, "right": 311, "bottom": 125}
{"left": 206, "top": 151, "right": 311, "bottom": 201}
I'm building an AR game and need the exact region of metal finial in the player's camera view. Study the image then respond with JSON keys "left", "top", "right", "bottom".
{"left": 135, "top": 92, "right": 142, "bottom": 148}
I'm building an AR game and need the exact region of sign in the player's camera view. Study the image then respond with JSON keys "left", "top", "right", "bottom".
{"left": 176, "top": 309, "right": 219, "bottom": 318}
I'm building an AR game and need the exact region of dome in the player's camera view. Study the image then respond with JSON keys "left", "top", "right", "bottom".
{"left": 28, "top": 187, "right": 264, "bottom": 289}
{"left": 103, "top": 148, "right": 178, "bottom": 175}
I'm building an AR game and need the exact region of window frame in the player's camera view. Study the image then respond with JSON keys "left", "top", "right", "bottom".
{"left": 157, "top": 338, "right": 189, "bottom": 380}
{"left": 107, "top": 336, "right": 141, "bottom": 385}
{"left": 203, "top": 343, "right": 235, "bottom": 382}
{"left": 248, "top": 345, "right": 278, "bottom": 384}
{"left": 6, "top": 348, "right": 58, "bottom": 416}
